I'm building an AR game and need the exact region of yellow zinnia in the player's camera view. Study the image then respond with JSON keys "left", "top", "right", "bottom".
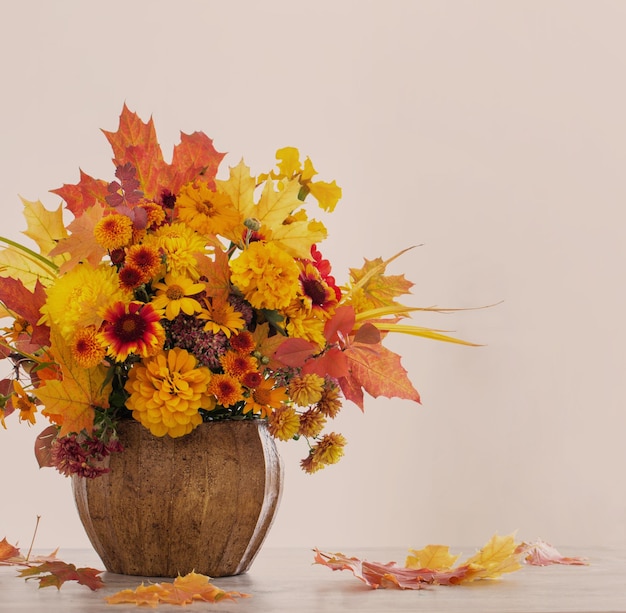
{"left": 124, "top": 348, "right": 214, "bottom": 438}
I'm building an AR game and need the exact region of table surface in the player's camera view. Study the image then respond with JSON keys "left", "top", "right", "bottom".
{"left": 1, "top": 546, "right": 625, "bottom": 613}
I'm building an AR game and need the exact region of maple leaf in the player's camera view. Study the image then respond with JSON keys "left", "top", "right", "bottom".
{"left": 251, "top": 322, "right": 287, "bottom": 371}
{"left": 0, "top": 238, "right": 58, "bottom": 290}
{"left": 48, "top": 203, "right": 106, "bottom": 273}
{"left": 0, "top": 277, "right": 50, "bottom": 347}
{"left": 272, "top": 218, "right": 328, "bottom": 259}
{"left": 51, "top": 169, "right": 109, "bottom": 218}
{"left": 339, "top": 342, "right": 421, "bottom": 410}
{"left": 0, "top": 538, "right": 21, "bottom": 563}
{"left": 216, "top": 159, "right": 256, "bottom": 219}
{"left": 20, "top": 198, "right": 68, "bottom": 259}
{"left": 19, "top": 560, "right": 104, "bottom": 591}
{"left": 405, "top": 544, "right": 460, "bottom": 571}
{"left": 169, "top": 131, "right": 226, "bottom": 193}
{"left": 33, "top": 328, "right": 112, "bottom": 436}
{"left": 460, "top": 533, "right": 524, "bottom": 581}
{"left": 308, "top": 179, "right": 342, "bottom": 212}
{"left": 518, "top": 539, "right": 589, "bottom": 566}
{"left": 256, "top": 178, "right": 304, "bottom": 232}
{"left": 196, "top": 243, "right": 231, "bottom": 302}
{"left": 106, "top": 572, "right": 249, "bottom": 606}
{"left": 345, "top": 250, "right": 415, "bottom": 311}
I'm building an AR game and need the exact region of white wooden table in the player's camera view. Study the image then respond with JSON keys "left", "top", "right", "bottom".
{"left": 1, "top": 546, "right": 624, "bottom": 612}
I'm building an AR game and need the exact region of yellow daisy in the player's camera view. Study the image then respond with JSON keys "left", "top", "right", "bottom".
{"left": 198, "top": 297, "right": 245, "bottom": 338}
{"left": 151, "top": 274, "right": 205, "bottom": 320}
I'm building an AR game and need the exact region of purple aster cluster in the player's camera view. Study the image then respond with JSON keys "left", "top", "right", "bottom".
{"left": 164, "top": 314, "right": 229, "bottom": 371}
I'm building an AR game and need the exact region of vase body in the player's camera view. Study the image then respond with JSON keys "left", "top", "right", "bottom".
{"left": 71, "top": 419, "right": 283, "bottom": 577}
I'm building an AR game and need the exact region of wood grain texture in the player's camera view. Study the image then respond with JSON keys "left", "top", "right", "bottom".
{"left": 71, "top": 420, "right": 283, "bottom": 577}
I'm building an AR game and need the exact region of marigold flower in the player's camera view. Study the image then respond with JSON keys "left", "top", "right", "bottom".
{"left": 125, "top": 244, "right": 163, "bottom": 284}
{"left": 207, "top": 373, "right": 244, "bottom": 407}
{"left": 289, "top": 373, "right": 325, "bottom": 407}
{"left": 176, "top": 180, "right": 242, "bottom": 240}
{"left": 284, "top": 302, "right": 326, "bottom": 348}
{"left": 267, "top": 405, "right": 300, "bottom": 441}
{"left": 229, "top": 241, "right": 300, "bottom": 311}
{"left": 198, "top": 297, "right": 245, "bottom": 338}
{"left": 298, "top": 408, "right": 327, "bottom": 438}
{"left": 99, "top": 301, "right": 165, "bottom": 362}
{"left": 70, "top": 326, "right": 106, "bottom": 368}
{"left": 242, "top": 377, "right": 288, "bottom": 418}
{"left": 125, "top": 348, "right": 214, "bottom": 438}
{"left": 94, "top": 213, "right": 134, "bottom": 250}
{"left": 41, "top": 262, "right": 131, "bottom": 342}
{"left": 151, "top": 274, "right": 205, "bottom": 320}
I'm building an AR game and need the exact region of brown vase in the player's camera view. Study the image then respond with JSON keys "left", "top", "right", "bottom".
{"left": 71, "top": 419, "right": 283, "bottom": 577}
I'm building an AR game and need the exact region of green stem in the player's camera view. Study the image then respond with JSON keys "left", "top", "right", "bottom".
{"left": 0, "top": 236, "right": 58, "bottom": 274}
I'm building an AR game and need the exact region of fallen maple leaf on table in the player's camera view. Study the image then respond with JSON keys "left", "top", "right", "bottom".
{"left": 1, "top": 536, "right": 104, "bottom": 590}
{"left": 314, "top": 533, "right": 527, "bottom": 590}
{"left": 518, "top": 539, "right": 589, "bottom": 566}
{"left": 106, "top": 571, "right": 250, "bottom": 606}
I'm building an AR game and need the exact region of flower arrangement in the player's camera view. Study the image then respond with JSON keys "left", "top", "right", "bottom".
{"left": 0, "top": 106, "right": 473, "bottom": 477}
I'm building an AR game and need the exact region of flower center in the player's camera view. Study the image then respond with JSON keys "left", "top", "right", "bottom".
{"left": 115, "top": 313, "right": 146, "bottom": 341}
{"left": 166, "top": 285, "right": 185, "bottom": 300}
{"left": 302, "top": 278, "right": 327, "bottom": 306}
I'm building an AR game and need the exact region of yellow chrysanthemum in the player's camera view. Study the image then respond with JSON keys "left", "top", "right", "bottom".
{"left": 146, "top": 222, "right": 208, "bottom": 279}
{"left": 267, "top": 405, "right": 300, "bottom": 441}
{"left": 242, "top": 378, "right": 288, "bottom": 418}
{"left": 316, "top": 383, "right": 342, "bottom": 418}
{"left": 300, "top": 432, "right": 347, "bottom": 473}
{"left": 229, "top": 241, "right": 300, "bottom": 311}
{"left": 151, "top": 274, "right": 205, "bottom": 320}
{"left": 176, "top": 180, "right": 242, "bottom": 241}
{"left": 124, "top": 348, "right": 214, "bottom": 438}
{"left": 288, "top": 373, "right": 325, "bottom": 407}
{"left": 298, "top": 408, "right": 326, "bottom": 438}
{"left": 198, "top": 297, "right": 245, "bottom": 338}
{"left": 93, "top": 213, "right": 134, "bottom": 250}
{"left": 70, "top": 326, "right": 106, "bottom": 368}
{"left": 207, "top": 373, "right": 244, "bottom": 407}
{"left": 139, "top": 200, "right": 166, "bottom": 230}
{"left": 41, "top": 262, "right": 131, "bottom": 342}
{"left": 284, "top": 302, "right": 326, "bottom": 349}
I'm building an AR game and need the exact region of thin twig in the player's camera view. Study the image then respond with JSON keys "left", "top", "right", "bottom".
{"left": 25, "top": 515, "right": 41, "bottom": 562}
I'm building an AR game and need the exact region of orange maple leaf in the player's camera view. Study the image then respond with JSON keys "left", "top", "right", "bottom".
{"left": 0, "top": 537, "right": 21, "bottom": 563}
{"left": 48, "top": 203, "right": 106, "bottom": 274}
{"left": 19, "top": 560, "right": 104, "bottom": 591}
{"left": 51, "top": 169, "right": 109, "bottom": 218}
{"left": 33, "top": 328, "right": 111, "bottom": 436}
{"left": 339, "top": 342, "right": 420, "bottom": 410}
{"left": 106, "top": 572, "right": 249, "bottom": 606}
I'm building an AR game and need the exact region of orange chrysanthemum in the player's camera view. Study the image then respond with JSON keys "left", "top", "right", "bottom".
{"left": 125, "top": 244, "right": 163, "bottom": 284}
{"left": 220, "top": 351, "right": 257, "bottom": 378}
{"left": 229, "top": 330, "right": 255, "bottom": 354}
{"left": 94, "top": 213, "right": 134, "bottom": 250}
{"left": 98, "top": 301, "right": 165, "bottom": 362}
{"left": 207, "top": 373, "right": 244, "bottom": 407}
{"left": 70, "top": 326, "right": 106, "bottom": 368}
{"left": 118, "top": 265, "right": 145, "bottom": 291}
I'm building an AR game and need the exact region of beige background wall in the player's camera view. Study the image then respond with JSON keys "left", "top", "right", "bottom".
{"left": 2, "top": 1, "right": 625, "bottom": 552}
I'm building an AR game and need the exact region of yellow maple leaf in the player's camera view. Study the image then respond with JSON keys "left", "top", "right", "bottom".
{"left": 216, "top": 159, "right": 256, "bottom": 220}
{"left": 21, "top": 197, "right": 68, "bottom": 258}
{"left": 256, "top": 177, "right": 303, "bottom": 231}
{"left": 33, "top": 328, "right": 111, "bottom": 436}
{"left": 0, "top": 245, "right": 56, "bottom": 290}
{"left": 405, "top": 544, "right": 460, "bottom": 570}
{"left": 461, "top": 533, "right": 523, "bottom": 581}
{"left": 272, "top": 218, "right": 327, "bottom": 259}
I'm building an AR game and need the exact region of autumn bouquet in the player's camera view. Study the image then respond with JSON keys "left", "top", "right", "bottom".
{"left": 0, "top": 106, "right": 471, "bottom": 478}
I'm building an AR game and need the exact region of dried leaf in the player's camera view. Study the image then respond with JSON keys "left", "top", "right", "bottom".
{"left": 0, "top": 277, "right": 50, "bottom": 347}
{"left": 518, "top": 539, "right": 589, "bottom": 566}
{"left": 106, "top": 571, "right": 249, "bottom": 606}
{"left": 51, "top": 169, "right": 109, "bottom": 218}
{"left": 19, "top": 560, "right": 104, "bottom": 591}
{"left": 314, "top": 533, "right": 527, "bottom": 590}
{"left": 0, "top": 538, "right": 22, "bottom": 563}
